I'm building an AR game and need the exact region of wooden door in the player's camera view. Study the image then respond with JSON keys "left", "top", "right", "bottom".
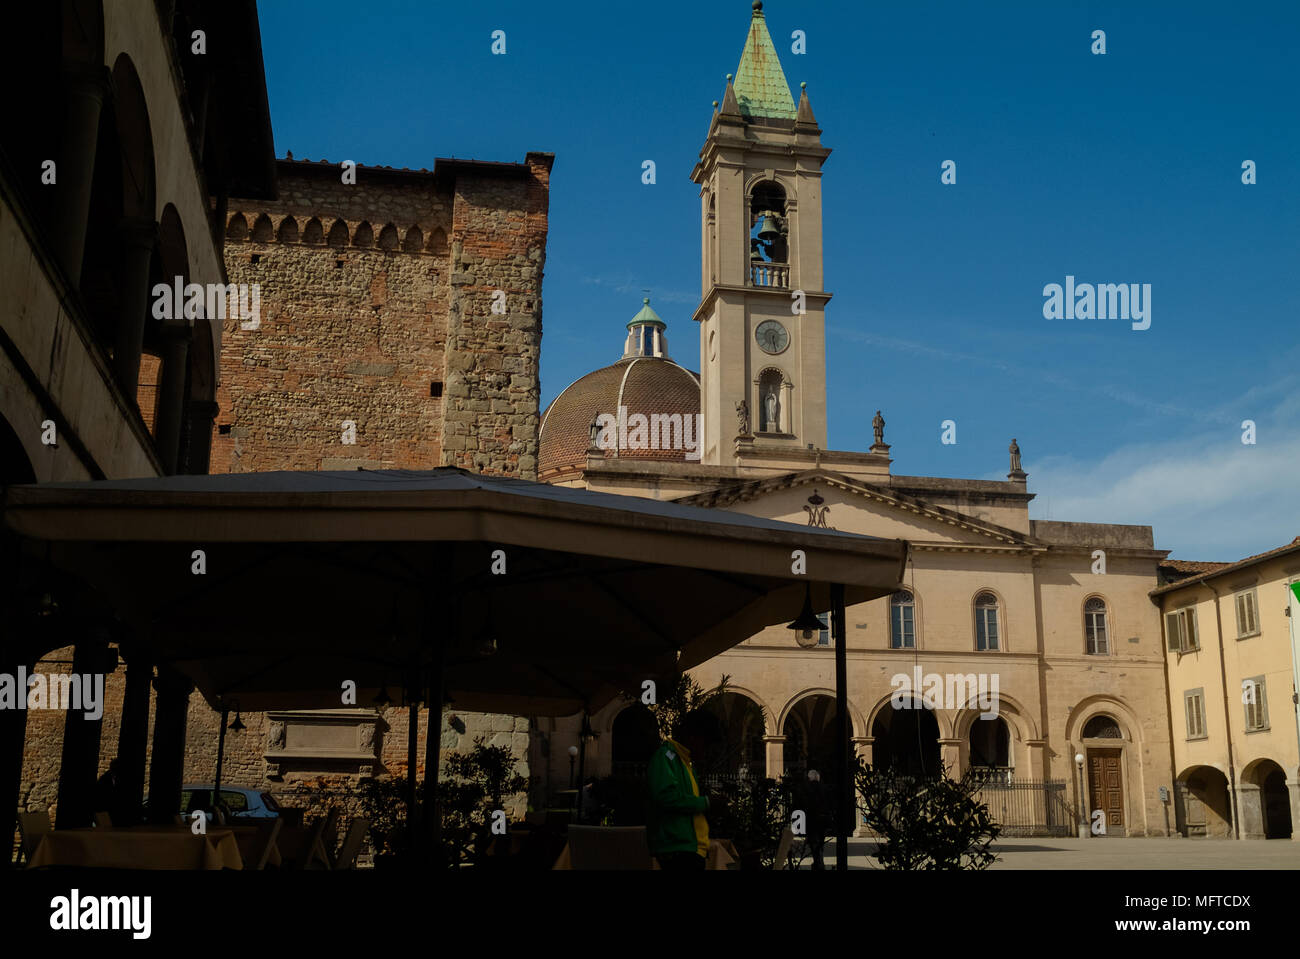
{"left": 1087, "top": 749, "right": 1125, "bottom": 836}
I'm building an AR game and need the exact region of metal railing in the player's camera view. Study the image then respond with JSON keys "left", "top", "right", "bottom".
{"left": 971, "top": 778, "right": 1073, "bottom": 837}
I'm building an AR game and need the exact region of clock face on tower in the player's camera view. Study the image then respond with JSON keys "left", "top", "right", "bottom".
{"left": 755, "top": 320, "right": 789, "bottom": 355}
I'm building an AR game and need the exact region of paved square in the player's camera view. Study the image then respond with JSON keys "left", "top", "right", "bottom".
{"left": 819, "top": 837, "right": 1300, "bottom": 869}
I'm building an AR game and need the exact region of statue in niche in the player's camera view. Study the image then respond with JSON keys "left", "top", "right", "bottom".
{"left": 735, "top": 400, "right": 750, "bottom": 436}
{"left": 764, "top": 388, "right": 779, "bottom": 432}
{"left": 268, "top": 721, "right": 285, "bottom": 750}
{"left": 873, "top": 410, "right": 885, "bottom": 446}
{"left": 1009, "top": 438, "right": 1022, "bottom": 473}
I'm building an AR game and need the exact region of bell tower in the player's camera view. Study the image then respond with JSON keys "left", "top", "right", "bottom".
{"left": 691, "top": 0, "right": 831, "bottom": 467}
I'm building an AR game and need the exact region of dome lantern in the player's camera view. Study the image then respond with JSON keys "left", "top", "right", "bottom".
{"left": 622, "top": 297, "right": 669, "bottom": 360}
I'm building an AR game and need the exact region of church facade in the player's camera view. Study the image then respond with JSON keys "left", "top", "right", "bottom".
{"left": 535, "top": 2, "right": 1175, "bottom": 837}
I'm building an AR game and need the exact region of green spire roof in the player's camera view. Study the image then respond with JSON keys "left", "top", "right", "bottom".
{"left": 627, "top": 297, "right": 665, "bottom": 329}
{"left": 733, "top": 2, "right": 797, "bottom": 120}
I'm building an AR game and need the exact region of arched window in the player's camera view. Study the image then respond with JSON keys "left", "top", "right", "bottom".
{"left": 1082, "top": 715, "right": 1122, "bottom": 739}
{"left": 890, "top": 590, "right": 915, "bottom": 649}
{"left": 974, "top": 592, "right": 1000, "bottom": 651}
{"left": 1085, "top": 597, "right": 1109, "bottom": 655}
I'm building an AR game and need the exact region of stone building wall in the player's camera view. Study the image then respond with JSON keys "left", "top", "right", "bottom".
{"left": 210, "top": 155, "right": 550, "bottom": 480}
{"left": 18, "top": 651, "right": 529, "bottom": 836}
{"left": 18, "top": 155, "right": 550, "bottom": 842}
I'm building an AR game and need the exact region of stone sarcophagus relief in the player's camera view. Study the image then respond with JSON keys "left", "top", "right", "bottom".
{"left": 264, "top": 708, "right": 382, "bottom": 780}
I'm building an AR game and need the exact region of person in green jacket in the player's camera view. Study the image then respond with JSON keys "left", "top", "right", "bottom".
{"left": 646, "top": 711, "right": 714, "bottom": 870}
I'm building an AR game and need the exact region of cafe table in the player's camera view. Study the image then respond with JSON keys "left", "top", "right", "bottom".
{"left": 25, "top": 826, "right": 244, "bottom": 870}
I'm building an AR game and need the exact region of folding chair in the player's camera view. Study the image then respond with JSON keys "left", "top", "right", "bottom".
{"left": 249, "top": 818, "right": 282, "bottom": 871}
{"left": 332, "top": 818, "right": 368, "bottom": 870}
{"left": 773, "top": 826, "right": 795, "bottom": 870}
{"left": 320, "top": 806, "right": 340, "bottom": 867}
{"left": 566, "top": 825, "right": 654, "bottom": 870}
{"left": 16, "top": 811, "right": 52, "bottom": 866}
{"left": 293, "top": 816, "right": 331, "bottom": 870}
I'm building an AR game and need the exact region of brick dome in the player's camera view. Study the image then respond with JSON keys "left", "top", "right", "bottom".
{"left": 539, "top": 300, "right": 701, "bottom": 478}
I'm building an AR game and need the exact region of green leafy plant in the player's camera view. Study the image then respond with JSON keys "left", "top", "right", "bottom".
{"left": 708, "top": 774, "right": 805, "bottom": 870}
{"left": 643, "top": 672, "right": 731, "bottom": 745}
{"left": 853, "top": 760, "right": 1000, "bottom": 870}
{"left": 442, "top": 738, "right": 528, "bottom": 867}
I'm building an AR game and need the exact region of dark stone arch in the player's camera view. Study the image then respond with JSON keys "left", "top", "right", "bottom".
{"left": 703, "top": 690, "right": 766, "bottom": 776}
{"left": 109, "top": 54, "right": 155, "bottom": 221}
{"left": 403, "top": 225, "right": 423, "bottom": 253}
{"left": 225, "top": 213, "right": 248, "bottom": 241}
{"left": 426, "top": 227, "right": 448, "bottom": 255}
{"left": 377, "top": 223, "right": 399, "bottom": 251}
{"left": 871, "top": 697, "right": 941, "bottom": 778}
{"left": 968, "top": 715, "right": 1010, "bottom": 770}
{"left": 302, "top": 217, "right": 324, "bottom": 245}
{"left": 250, "top": 213, "right": 273, "bottom": 242}
{"left": 326, "top": 219, "right": 349, "bottom": 248}
{"left": 276, "top": 216, "right": 298, "bottom": 243}
{"left": 352, "top": 221, "right": 373, "bottom": 247}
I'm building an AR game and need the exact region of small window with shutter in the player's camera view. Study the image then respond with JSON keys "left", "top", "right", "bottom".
{"left": 1184, "top": 688, "right": 1207, "bottom": 739}
{"left": 1234, "top": 589, "right": 1260, "bottom": 638}
{"left": 1243, "top": 676, "right": 1268, "bottom": 731}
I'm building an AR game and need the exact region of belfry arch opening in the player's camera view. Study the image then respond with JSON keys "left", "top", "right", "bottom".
{"left": 748, "top": 181, "right": 787, "bottom": 265}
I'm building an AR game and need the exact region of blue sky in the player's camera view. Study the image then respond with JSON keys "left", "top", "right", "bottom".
{"left": 256, "top": 0, "right": 1300, "bottom": 560}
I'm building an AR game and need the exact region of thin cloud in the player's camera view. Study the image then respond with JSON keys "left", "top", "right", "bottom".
{"left": 580, "top": 274, "right": 697, "bottom": 306}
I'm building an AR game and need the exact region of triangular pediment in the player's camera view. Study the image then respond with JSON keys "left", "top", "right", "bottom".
{"left": 675, "top": 469, "right": 1040, "bottom": 551}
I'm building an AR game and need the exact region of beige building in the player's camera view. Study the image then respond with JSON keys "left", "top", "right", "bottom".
{"left": 534, "top": 2, "right": 1177, "bottom": 837}
{"left": 2, "top": 0, "right": 275, "bottom": 830}
{"left": 1154, "top": 542, "right": 1300, "bottom": 839}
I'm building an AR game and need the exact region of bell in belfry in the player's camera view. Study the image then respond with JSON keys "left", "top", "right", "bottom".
{"left": 756, "top": 211, "right": 782, "bottom": 244}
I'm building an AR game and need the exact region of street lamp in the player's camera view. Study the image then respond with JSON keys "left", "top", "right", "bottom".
{"left": 1074, "top": 753, "right": 1089, "bottom": 838}
{"left": 568, "top": 745, "right": 579, "bottom": 788}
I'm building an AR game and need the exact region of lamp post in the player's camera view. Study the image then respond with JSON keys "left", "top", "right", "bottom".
{"left": 1075, "top": 752, "right": 1089, "bottom": 838}
{"left": 568, "top": 745, "right": 578, "bottom": 788}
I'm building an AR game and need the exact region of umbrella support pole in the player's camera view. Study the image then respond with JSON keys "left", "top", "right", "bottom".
{"left": 406, "top": 699, "right": 419, "bottom": 853}
{"left": 832, "top": 583, "right": 849, "bottom": 871}
{"left": 213, "top": 706, "right": 228, "bottom": 809}
{"left": 576, "top": 710, "right": 589, "bottom": 824}
{"left": 422, "top": 657, "right": 443, "bottom": 863}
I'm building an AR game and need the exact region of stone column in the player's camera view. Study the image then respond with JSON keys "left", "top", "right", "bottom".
{"left": 147, "top": 666, "right": 193, "bottom": 824}
{"left": 939, "top": 738, "right": 964, "bottom": 778}
{"left": 113, "top": 643, "right": 153, "bottom": 826}
{"left": 113, "top": 217, "right": 159, "bottom": 401}
{"left": 853, "top": 736, "right": 872, "bottom": 768}
{"left": 1235, "top": 783, "right": 1265, "bottom": 840}
{"left": 763, "top": 734, "right": 785, "bottom": 779}
{"left": 53, "top": 64, "right": 110, "bottom": 283}
{"left": 1025, "top": 739, "right": 1047, "bottom": 781}
{"left": 155, "top": 320, "right": 192, "bottom": 474}
{"left": 54, "top": 637, "right": 118, "bottom": 829}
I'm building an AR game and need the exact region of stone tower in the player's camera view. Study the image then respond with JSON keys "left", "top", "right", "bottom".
{"left": 691, "top": 1, "right": 831, "bottom": 466}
